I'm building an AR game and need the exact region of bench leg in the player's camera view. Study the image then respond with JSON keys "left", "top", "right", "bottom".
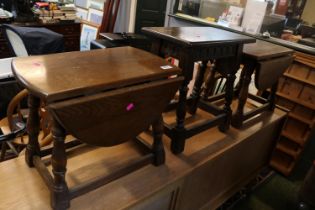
{"left": 51, "top": 118, "right": 70, "bottom": 210}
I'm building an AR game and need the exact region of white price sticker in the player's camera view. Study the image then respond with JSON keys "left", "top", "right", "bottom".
{"left": 160, "top": 65, "right": 173, "bottom": 70}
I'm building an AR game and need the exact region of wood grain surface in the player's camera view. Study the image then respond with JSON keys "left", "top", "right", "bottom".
{"left": 243, "top": 40, "right": 294, "bottom": 61}
{"left": 12, "top": 47, "right": 181, "bottom": 102}
{"left": 142, "top": 27, "right": 255, "bottom": 47}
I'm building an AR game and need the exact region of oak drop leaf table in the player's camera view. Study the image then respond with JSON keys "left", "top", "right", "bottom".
{"left": 142, "top": 27, "right": 255, "bottom": 154}
{"left": 232, "top": 40, "right": 293, "bottom": 128}
{"left": 12, "top": 47, "right": 183, "bottom": 210}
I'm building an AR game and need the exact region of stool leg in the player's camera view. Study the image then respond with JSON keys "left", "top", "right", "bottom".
{"left": 152, "top": 115, "right": 165, "bottom": 166}
{"left": 234, "top": 66, "right": 246, "bottom": 97}
{"left": 232, "top": 63, "right": 255, "bottom": 128}
{"left": 202, "top": 61, "right": 216, "bottom": 99}
{"left": 51, "top": 118, "right": 70, "bottom": 210}
{"left": 268, "top": 81, "right": 278, "bottom": 111}
{"left": 188, "top": 60, "right": 208, "bottom": 115}
{"left": 25, "top": 94, "right": 41, "bottom": 167}
{"left": 219, "top": 73, "right": 236, "bottom": 132}
{"left": 171, "top": 78, "right": 189, "bottom": 154}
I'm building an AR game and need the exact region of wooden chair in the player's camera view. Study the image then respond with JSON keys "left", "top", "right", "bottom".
{"left": 0, "top": 89, "right": 53, "bottom": 161}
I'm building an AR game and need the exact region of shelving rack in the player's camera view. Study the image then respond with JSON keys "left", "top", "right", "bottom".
{"left": 270, "top": 51, "right": 315, "bottom": 176}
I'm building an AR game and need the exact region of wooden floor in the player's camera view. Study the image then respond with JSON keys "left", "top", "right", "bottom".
{"left": 0, "top": 102, "right": 286, "bottom": 210}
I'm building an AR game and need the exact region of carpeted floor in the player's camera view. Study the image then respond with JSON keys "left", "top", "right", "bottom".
{"left": 231, "top": 132, "right": 315, "bottom": 210}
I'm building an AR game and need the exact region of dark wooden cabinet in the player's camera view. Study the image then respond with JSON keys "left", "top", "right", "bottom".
{"left": 0, "top": 21, "right": 81, "bottom": 58}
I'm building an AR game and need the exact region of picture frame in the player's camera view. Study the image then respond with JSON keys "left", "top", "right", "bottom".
{"left": 87, "top": 8, "right": 103, "bottom": 25}
{"left": 89, "top": 0, "right": 104, "bottom": 10}
{"left": 75, "top": 0, "right": 90, "bottom": 9}
{"left": 80, "top": 23, "right": 99, "bottom": 51}
{"left": 76, "top": 7, "right": 88, "bottom": 20}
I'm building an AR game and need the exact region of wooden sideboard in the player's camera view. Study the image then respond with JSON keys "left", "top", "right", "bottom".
{"left": 0, "top": 104, "right": 286, "bottom": 210}
{"left": 0, "top": 21, "right": 81, "bottom": 58}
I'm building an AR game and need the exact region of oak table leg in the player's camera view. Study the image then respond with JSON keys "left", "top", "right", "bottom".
{"left": 51, "top": 118, "right": 70, "bottom": 210}
{"left": 152, "top": 115, "right": 165, "bottom": 166}
{"left": 231, "top": 62, "right": 256, "bottom": 128}
{"left": 171, "top": 78, "right": 190, "bottom": 154}
{"left": 171, "top": 52, "right": 195, "bottom": 154}
{"left": 202, "top": 61, "right": 217, "bottom": 99}
{"left": 268, "top": 81, "right": 278, "bottom": 111}
{"left": 219, "top": 73, "right": 236, "bottom": 132}
{"left": 25, "top": 94, "right": 41, "bottom": 167}
{"left": 188, "top": 60, "right": 208, "bottom": 115}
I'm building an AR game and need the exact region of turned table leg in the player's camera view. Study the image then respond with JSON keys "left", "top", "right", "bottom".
{"left": 25, "top": 94, "right": 41, "bottom": 167}
{"left": 152, "top": 115, "right": 165, "bottom": 166}
{"left": 170, "top": 51, "right": 194, "bottom": 154}
{"left": 219, "top": 73, "right": 236, "bottom": 132}
{"left": 202, "top": 61, "right": 216, "bottom": 99}
{"left": 171, "top": 78, "right": 190, "bottom": 154}
{"left": 231, "top": 62, "right": 256, "bottom": 128}
{"left": 51, "top": 118, "right": 70, "bottom": 210}
{"left": 188, "top": 60, "right": 208, "bottom": 115}
{"left": 268, "top": 81, "right": 278, "bottom": 111}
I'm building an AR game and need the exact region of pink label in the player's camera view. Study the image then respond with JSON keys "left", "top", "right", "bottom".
{"left": 33, "top": 62, "right": 41, "bottom": 67}
{"left": 126, "top": 103, "right": 135, "bottom": 111}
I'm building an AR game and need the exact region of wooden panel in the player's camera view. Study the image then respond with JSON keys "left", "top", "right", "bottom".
{"left": 255, "top": 55, "right": 292, "bottom": 90}
{"left": 276, "top": 97, "right": 296, "bottom": 110}
{"left": 287, "top": 63, "right": 310, "bottom": 80}
{"left": 279, "top": 78, "right": 303, "bottom": 98}
{"left": 49, "top": 78, "right": 182, "bottom": 147}
{"left": 292, "top": 105, "right": 315, "bottom": 122}
{"left": 300, "top": 86, "right": 315, "bottom": 105}
{"left": 44, "top": 23, "right": 80, "bottom": 37}
{"left": 177, "top": 114, "right": 284, "bottom": 210}
{"left": 283, "top": 118, "right": 309, "bottom": 142}
{"left": 307, "top": 70, "right": 315, "bottom": 83}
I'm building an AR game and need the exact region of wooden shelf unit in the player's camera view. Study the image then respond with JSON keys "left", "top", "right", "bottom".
{"left": 270, "top": 52, "right": 315, "bottom": 176}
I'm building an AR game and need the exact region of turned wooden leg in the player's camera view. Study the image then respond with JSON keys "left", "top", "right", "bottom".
{"left": 219, "top": 73, "right": 236, "bottom": 132}
{"left": 0, "top": 142, "right": 7, "bottom": 161}
{"left": 234, "top": 65, "right": 246, "bottom": 97}
{"left": 25, "top": 94, "right": 41, "bottom": 167}
{"left": 51, "top": 118, "right": 70, "bottom": 210}
{"left": 268, "top": 81, "right": 278, "bottom": 111}
{"left": 202, "top": 61, "right": 216, "bottom": 100}
{"left": 232, "top": 63, "right": 256, "bottom": 128}
{"left": 171, "top": 79, "right": 190, "bottom": 154}
{"left": 152, "top": 115, "right": 165, "bottom": 166}
{"left": 188, "top": 60, "right": 208, "bottom": 115}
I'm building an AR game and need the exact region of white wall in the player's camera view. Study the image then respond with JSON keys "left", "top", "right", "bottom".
{"left": 302, "top": 0, "right": 315, "bottom": 25}
{"left": 128, "top": 0, "right": 137, "bottom": 32}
